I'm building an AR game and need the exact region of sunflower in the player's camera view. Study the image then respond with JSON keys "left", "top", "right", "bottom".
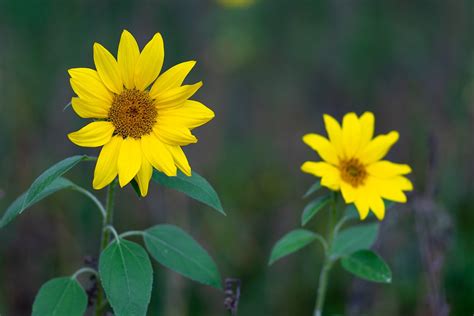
{"left": 301, "top": 112, "right": 413, "bottom": 220}
{"left": 68, "top": 30, "right": 214, "bottom": 197}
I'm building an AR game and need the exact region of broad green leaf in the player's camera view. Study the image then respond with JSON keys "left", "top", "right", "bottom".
{"left": 330, "top": 223, "right": 379, "bottom": 259}
{"left": 301, "top": 195, "right": 331, "bottom": 226}
{"left": 303, "top": 181, "right": 321, "bottom": 198}
{"left": 99, "top": 238, "right": 153, "bottom": 316}
{"left": 152, "top": 170, "right": 225, "bottom": 215}
{"left": 0, "top": 177, "right": 77, "bottom": 228}
{"left": 268, "top": 229, "right": 319, "bottom": 265}
{"left": 32, "top": 277, "right": 87, "bottom": 316}
{"left": 341, "top": 250, "right": 392, "bottom": 283}
{"left": 23, "top": 155, "right": 89, "bottom": 210}
{"left": 143, "top": 225, "right": 222, "bottom": 288}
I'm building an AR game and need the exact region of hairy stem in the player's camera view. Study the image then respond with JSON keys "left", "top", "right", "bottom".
{"left": 95, "top": 179, "right": 117, "bottom": 316}
{"left": 313, "top": 192, "right": 338, "bottom": 316}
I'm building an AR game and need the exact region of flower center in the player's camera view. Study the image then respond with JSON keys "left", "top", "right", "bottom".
{"left": 108, "top": 89, "right": 157, "bottom": 139}
{"left": 339, "top": 158, "right": 367, "bottom": 187}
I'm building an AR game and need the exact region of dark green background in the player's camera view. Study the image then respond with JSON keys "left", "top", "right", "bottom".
{"left": 0, "top": 0, "right": 473, "bottom": 315}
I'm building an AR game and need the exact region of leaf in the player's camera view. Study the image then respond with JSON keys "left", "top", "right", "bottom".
{"left": 330, "top": 223, "right": 379, "bottom": 259}
{"left": 152, "top": 170, "right": 225, "bottom": 215}
{"left": 32, "top": 277, "right": 87, "bottom": 316}
{"left": 341, "top": 250, "right": 392, "bottom": 283}
{"left": 0, "top": 177, "right": 77, "bottom": 228}
{"left": 130, "top": 179, "right": 142, "bottom": 198}
{"left": 303, "top": 181, "right": 321, "bottom": 198}
{"left": 143, "top": 224, "right": 222, "bottom": 288}
{"left": 99, "top": 239, "right": 153, "bottom": 316}
{"left": 22, "top": 155, "right": 89, "bottom": 210}
{"left": 268, "top": 229, "right": 320, "bottom": 265}
{"left": 301, "top": 195, "right": 331, "bottom": 226}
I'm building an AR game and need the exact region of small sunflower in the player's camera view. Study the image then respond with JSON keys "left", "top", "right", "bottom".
{"left": 301, "top": 112, "right": 413, "bottom": 220}
{"left": 68, "top": 30, "right": 214, "bottom": 197}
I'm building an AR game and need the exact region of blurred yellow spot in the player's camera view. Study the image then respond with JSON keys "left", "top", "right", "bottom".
{"left": 217, "top": 0, "right": 255, "bottom": 8}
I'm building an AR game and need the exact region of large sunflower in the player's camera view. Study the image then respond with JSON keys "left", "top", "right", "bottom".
{"left": 301, "top": 112, "right": 413, "bottom": 220}
{"left": 68, "top": 30, "right": 214, "bottom": 197}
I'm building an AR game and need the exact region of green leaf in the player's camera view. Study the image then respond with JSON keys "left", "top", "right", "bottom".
{"left": 268, "top": 229, "right": 320, "bottom": 265}
{"left": 330, "top": 223, "right": 379, "bottom": 259}
{"left": 130, "top": 179, "right": 142, "bottom": 198}
{"left": 303, "top": 181, "right": 321, "bottom": 198}
{"left": 23, "top": 155, "right": 89, "bottom": 210}
{"left": 32, "top": 277, "right": 87, "bottom": 316}
{"left": 99, "top": 238, "right": 153, "bottom": 316}
{"left": 341, "top": 250, "right": 392, "bottom": 283}
{"left": 0, "top": 177, "right": 77, "bottom": 228}
{"left": 152, "top": 170, "right": 225, "bottom": 215}
{"left": 143, "top": 225, "right": 221, "bottom": 288}
{"left": 301, "top": 195, "right": 331, "bottom": 226}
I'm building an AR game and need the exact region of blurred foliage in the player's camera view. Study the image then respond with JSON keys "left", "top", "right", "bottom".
{"left": 0, "top": 0, "right": 473, "bottom": 315}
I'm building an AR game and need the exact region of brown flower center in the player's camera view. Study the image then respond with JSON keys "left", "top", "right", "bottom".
{"left": 108, "top": 89, "right": 157, "bottom": 139}
{"left": 339, "top": 158, "right": 367, "bottom": 187}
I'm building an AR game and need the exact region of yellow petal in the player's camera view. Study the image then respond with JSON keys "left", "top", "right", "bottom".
{"left": 71, "top": 97, "right": 109, "bottom": 118}
{"left": 320, "top": 169, "right": 341, "bottom": 191}
{"left": 340, "top": 181, "right": 357, "bottom": 203}
{"left": 68, "top": 121, "right": 114, "bottom": 147}
{"left": 154, "top": 124, "right": 197, "bottom": 146}
{"left": 358, "top": 131, "right": 399, "bottom": 164}
{"left": 135, "top": 33, "right": 164, "bottom": 90}
{"left": 68, "top": 68, "right": 113, "bottom": 104}
{"left": 301, "top": 161, "right": 334, "bottom": 177}
{"left": 302, "top": 134, "right": 338, "bottom": 165}
{"left": 117, "top": 138, "right": 142, "bottom": 187}
{"left": 379, "top": 187, "right": 407, "bottom": 203}
{"left": 158, "top": 100, "right": 215, "bottom": 130}
{"left": 342, "top": 112, "right": 361, "bottom": 157}
{"left": 369, "top": 193, "right": 385, "bottom": 220}
{"left": 367, "top": 161, "right": 412, "bottom": 178}
{"left": 149, "top": 61, "right": 196, "bottom": 96}
{"left": 135, "top": 156, "right": 153, "bottom": 197}
{"left": 93, "top": 136, "right": 122, "bottom": 189}
{"left": 166, "top": 145, "right": 191, "bottom": 176}
{"left": 369, "top": 177, "right": 408, "bottom": 203}
{"left": 141, "top": 134, "right": 177, "bottom": 176}
{"left": 354, "top": 185, "right": 371, "bottom": 220}
{"left": 153, "top": 82, "right": 203, "bottom": 108}
{"left": 93, "top": 43, "right": 123, "bottom": 94}
{"left": 323, "top": 114, "right": 343, "bottom": 157}
{"left": 301, "top": 161, "right": 341, "bottom": 190}
{"left": 359, "top": 112, "right": 374, "bottom": 148}
{"left": 117, "top": 30, "right": 140, "bottom": 89}
{"left": 380, "top": 176, "right": 413, "bottom": 192}
{"left": 354, "top": 196, "right": 370, "bottom": 220}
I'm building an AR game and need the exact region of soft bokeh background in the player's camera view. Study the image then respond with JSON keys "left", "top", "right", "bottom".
{"left": 1, "top": 0, "right": 473, "bottom": 315}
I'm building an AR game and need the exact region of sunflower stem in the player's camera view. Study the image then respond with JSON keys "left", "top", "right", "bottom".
{"left": 95, "top": 178, "right": 118, "bottom": 316}
{"left": 313, "top": 192, "right": 338, "bottom": 316}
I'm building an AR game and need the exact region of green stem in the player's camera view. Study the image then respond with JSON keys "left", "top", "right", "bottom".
{"left": 313, "top": 258, "right": 333, "bottom": 316}
{"left": 71, "top": 267, "right": 98, "bottom": 280}
{"left": 119, "top": 230, "right": 144, "bottom": 239}
{"left": 95, "top": 179, "right": 117, "bottom": 316}
{"left": 313, "top": 192, "right": 338, "bottom": 316}
{"left": 74, "top": 187, "right": 106, "bottom": 218}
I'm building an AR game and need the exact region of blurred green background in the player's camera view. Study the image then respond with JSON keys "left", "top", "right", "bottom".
{"left": 1, "top": 0, "right": 473, "bottom": 315}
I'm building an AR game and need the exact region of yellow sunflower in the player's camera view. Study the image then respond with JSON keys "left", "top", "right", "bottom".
{"left": 68, "top": 30, "right": 214, "bottom": 197}
{"left": 301, "top": 112, "right": 413, "bottom": 220}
